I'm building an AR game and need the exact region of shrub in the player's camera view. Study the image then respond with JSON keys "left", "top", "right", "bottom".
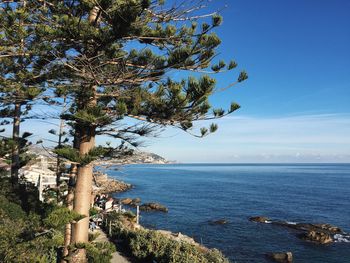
{"left": 89, "top": 206, "right": 100, "bottom": 217}
{"left": 85, "top": 241, "right": 115, "bottom": 263}
{"left": 0, "top": 195, "right": 63, "bottom": 263}
{"left": 110, "top": 217, "right": 230, "bottom": 263}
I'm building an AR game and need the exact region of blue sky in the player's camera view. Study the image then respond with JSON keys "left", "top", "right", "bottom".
{"left": 15, "top": 0, "right": 350, "bottom": 162}
{"left": 144, "top": 0, "right": 350, "bottom": 162}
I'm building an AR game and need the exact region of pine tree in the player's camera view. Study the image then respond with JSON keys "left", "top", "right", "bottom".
{"left": 0, "top": 1, "right": 56, "bottom": 182}
{"left": 46, "top": 1, "right": 248, "bottom": 261}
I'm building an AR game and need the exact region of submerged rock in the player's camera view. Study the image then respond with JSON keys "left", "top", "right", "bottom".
{"left": 250, "top": 217, "right": 346, "bottom": 244}
{"left": 140, "top": 202, "right": 168, "bottom": 212}
{"left": 266, "top": 252, "right": 293, "bottom": 263}
{"left": 132, "top": 198, "right": 141, "bottom": 204}
{"left": 209, "top": 219, "right": 229, "bottom": 225}
{"left": 249, "top": 216, "right": 270, "bottom": 223}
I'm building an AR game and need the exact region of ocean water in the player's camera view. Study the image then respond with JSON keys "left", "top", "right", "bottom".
{"left": 107, "top": 164, "right": 350, "bottom": 263}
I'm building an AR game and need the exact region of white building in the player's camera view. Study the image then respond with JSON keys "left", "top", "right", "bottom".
{"left": 19, "top": 156, "right": 56, "bottom": 187}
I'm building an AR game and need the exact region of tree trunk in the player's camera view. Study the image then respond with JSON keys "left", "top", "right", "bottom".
{"left": 70, "top": 8, "right": 98, "bottom": 261}
{"left": 70, "top": 126, "right": 95, "bottom": 263}
{"left": 62, "top": 163, "right": 77, "bottom": 262}
{"left": 56, "top": 95, "right": 67, "bottom": 202}
{"left": 11, "top": 102, "right": 21, "bottom": 183}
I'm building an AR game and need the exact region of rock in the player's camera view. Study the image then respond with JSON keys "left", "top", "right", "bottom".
{"left": 93, "top": 172, "right": 132, "bottom": 194}
{"left": 140, "top": 202, "right": 168, "bottom": 212}
{"left": 250, "top": 217, "right": 345, "bottom": 244}
{"left": 266, "top": 252, "right": 293, "bottom": 263}
{"left": 209, "top": 219, "right": 229, "bottom": 225}
{"left": 299, "top": 231, "right": 333, "bottom": 244}
{"left": 131, "top": 198, "right": 141, "bottom": 206}
{"left": 132, "top": 198, "right": 141, "bottom": 204}
{"left": 249, "top": 216, "right": 270, "bottom": 223}
{"left": 313, "top": 224, "right": 342, "bottom": 234}
{"left": 119, "top": 197, "right": 141, "bottom": 207}
{"left": 121, "top": 198, "right": 133, "bottom": 205}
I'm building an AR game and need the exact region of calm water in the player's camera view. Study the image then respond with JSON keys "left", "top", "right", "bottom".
{"left": 107, "top": 164, "right": 350, "bottom": 263}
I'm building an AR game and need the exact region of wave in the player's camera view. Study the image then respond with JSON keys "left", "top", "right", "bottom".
{"left": 334, "top": 234, "right": 350, "bottom": 243}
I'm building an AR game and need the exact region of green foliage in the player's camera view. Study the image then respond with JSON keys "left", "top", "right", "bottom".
{"left": 212, "top": 14, "right": 223, "bottom": 27}
{"left": 71, "top": 241, "right": 116, "bottom": 263}
{"left": 42, "top": 0, "right": 248, "bottom": 143}
{"left": 0, "top": 194, "right": 63, "bottom": 263}
{"left": 238, "top": 71, "right": 249, "bottom": 82}
{"left": 200, "top": 127, "right": 208, "bottom": 137}
{"left": 89, "top": 206, "right": 100, "bottom": 217}
{"left": 228, "top": 60, "right": 238, "bottom": 70}
{"left": 85, "top": 241, "right": 116, "bottom": 263}
{"left": 230, "top": 103, "right": 241, "bottom": 113}
{"left": 72, "top": 106, "right": 112, "bottom": 127}
{"left": 112, "top": 227, "right": 230, "bottom": 263}
{"left": 213, "top": 108, "right": 225, "bottom": 117}
{"left": 54, "top": 145, "right": 110, "bottom": 165}
{"left": 0, "top": 1, "right": 52, "bottom": 137}
{"left": 209, "top": 123, "right": 218, "bottom": 133}
{"left": 0, "top": 195, "right": 26, "bottom": 220}
{"left": 88, "top": 232, "right": 100, "bottom": 242}
{"left": 123, "top": 210, "right": 136, "bottom": 219}
{"left": 44, "top": 207, "right": 85, "bottom": 229}
{"left": 0, "top": 134, "right": 34, "bottom": 170}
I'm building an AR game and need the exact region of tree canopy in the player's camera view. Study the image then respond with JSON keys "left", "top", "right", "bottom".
{"left": 0, "top": 1, "right": 248, "bottom": 262}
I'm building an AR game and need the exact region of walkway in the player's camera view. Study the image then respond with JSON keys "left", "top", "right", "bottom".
{"left": 93, "top": 228, "right": 131, "bottom": 263}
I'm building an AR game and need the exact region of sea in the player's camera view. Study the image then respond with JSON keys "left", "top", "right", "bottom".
{"left": 106, "top": 163, "right": 350, "bottom": 263}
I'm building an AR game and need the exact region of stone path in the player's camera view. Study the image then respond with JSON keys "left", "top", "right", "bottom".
{"left": 93, "top": 228, "right": 131, "bottom": 263}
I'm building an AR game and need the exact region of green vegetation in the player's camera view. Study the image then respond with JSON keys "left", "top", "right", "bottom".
{"left": 0, "top": 191, "right": 62, "bottom": 262}
{"left": 126, "top": 230, "right": 229, "bottom": 263}
{"left": 0, "top": 177, "right": 115, "bottom": 263}
{"left": 109, "top": 213, "right": 229, "bottom": 263}
{"left": 86, "top": 242, "right": 115, "bottom": 263}
{"left": 1, "top": 0, "right": 248, "bottom": 261}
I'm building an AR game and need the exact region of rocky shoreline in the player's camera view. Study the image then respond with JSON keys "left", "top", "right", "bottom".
{"left": 94, "top": 171, "right": 228, "bottom": 262}
{"left": 94, "top": 171, "right": 350, "bottom": 263}
{"left": 92, "top": 171, "right": 132, "bottom": 195}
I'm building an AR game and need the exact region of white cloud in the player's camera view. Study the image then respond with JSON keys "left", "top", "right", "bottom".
{"left": 144, "top": 113, "right": 350, "bottom": 163}
{"left": 4, "top": 112, "right": 349, "bottom": 163}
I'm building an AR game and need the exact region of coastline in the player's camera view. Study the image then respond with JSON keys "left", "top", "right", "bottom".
{"left": 93, "top": 171, "right": 132, "bottom": 196}
{"left": 100, "top": 163, "right": 350, "bottom": 263}
{"left": 97, "top": 168, "right": 230, "bottom": 262}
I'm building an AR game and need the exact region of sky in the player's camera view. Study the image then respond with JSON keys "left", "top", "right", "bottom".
{"left": 12, "top": 0, "right": 350, "bottom": 163}
{"left": 144, "top": 0, "right": 350, "bottom": 162}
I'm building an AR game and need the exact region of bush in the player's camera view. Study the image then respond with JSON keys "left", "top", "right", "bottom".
{"left": 110, "top": 218, "right": 230, "bottom": 263}
{"left": 89, "top": 206, "right": 100, "bottom": 217}
{"left": 85, "top": 241, "right": 115, "bottom": 263}
{"left": 0, "top": 195, "right": 26, "bottom": 220}
{"left": 0, "top": 195, "right": 62, "bottom": 263}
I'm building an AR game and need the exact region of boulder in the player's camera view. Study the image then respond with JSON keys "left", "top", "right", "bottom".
{"left": 266, "top": 252, "right": 293, "bottom": 263}
{"left": 132, "top": 198, "right": 141, "bottom": 204}
{"left": 249, "top": 216, "right": 270, "bottom": 223}
{"left": 120, "top": 197, "right": 141, "bottom": 207}
{"left": 93, "top": 172, "right": 132, "bottom": 194}
{"left": 299, "top": 231, "right": 333, "bottom": 244}
{"left": 313, "top": 224, "right": 342, "bottom": 234}
{"left": 140, "top": 202, "right": 168, "bottom": 212}
{"left": 121, "top": 198, "right": 133, "bottom": 205}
